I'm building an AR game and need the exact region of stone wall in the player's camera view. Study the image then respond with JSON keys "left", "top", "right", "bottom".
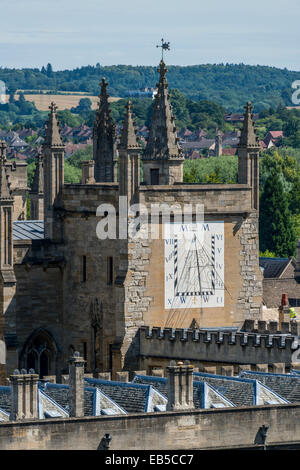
{"left": 237, "top": 212, "right": 262, "bottom": 322}
{"left": 139, "top": 183, "right": 252, "bottom": 212}
{"left": 12, "top": 240, "right": 64, "bottom": 376}
{"left": 139, "top": 324, "right": 300, "bottom": 372}
{"left": 60, "top": 184, "right": 121, "bottom": 372}
{"left": 1, "top": 403, "right": 300, "bottom": 449}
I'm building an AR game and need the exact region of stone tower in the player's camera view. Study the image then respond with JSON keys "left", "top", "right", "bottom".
{"left": 142, "top": 60, "right": 184, "bottom": 185}
{"left": 215, "top": 128, "right": 223, "bottom": 157}
{"left": 0, "top": 141, "right": 16, "bottom": 381}
{"left": 43, "top": 102, "right": 65, "bottom": 240}
{"left": 237, "top": 102, "right": 260, "bottom": 210}
{"left": 29, "top": 152, "right": 44, "bottom": 220}
{"left": 118, "top": 101, "right": 141, "bottom": 207}
{"left": 93, "top": 78, "right": 117, "bottom": 182}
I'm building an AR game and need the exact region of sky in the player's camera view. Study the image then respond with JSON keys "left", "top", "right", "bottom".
{"left": 1, "top": 0, "right": 300, "bottom": 70}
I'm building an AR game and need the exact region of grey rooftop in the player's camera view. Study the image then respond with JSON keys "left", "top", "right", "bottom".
{"left": 239, "top": 370, "right": 300, "bottom": 403}
{"left": 13, "top": 220, "right": 44, "bottom": 240}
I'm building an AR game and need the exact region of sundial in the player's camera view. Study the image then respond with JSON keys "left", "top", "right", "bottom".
{"left": 164, "top": 222, "right": 225, "bottom": 309}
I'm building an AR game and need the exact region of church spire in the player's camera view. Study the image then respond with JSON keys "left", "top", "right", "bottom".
{"left": 0, "top": 141, "right": 12, "bottom": 200}
{"left": 118, "top": 101, "right": 141, "bottom": 205}
{"left": 93, "top": 78, "right": 117, "bottom": 182}
{"left": 43, "top": 103, "right": 64, "bottom": 240}
{"left": 143, "top": 60, "right": 184, "bottom": 161}
{"left": 119, "top": 101, "right": 141, "bottom": 151}
{"left": 238, "top": 102, "right": 259, "bottom": 149}
{"left": 44, "top": 102, "right": 64, "bottom": 148}
{"left": 237, "top": 102, "right": 260, "bottom": 210}
{"left": 142, "top": 60, "right": 184, "bottom": 185}
{"left": 32, "top": 152, "right": 44, "bottom": 194}
{"left": 29, "top": 152, "right": 44, "bottom": 220}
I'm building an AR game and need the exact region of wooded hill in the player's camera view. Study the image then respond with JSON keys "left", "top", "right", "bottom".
{"left": 1, "top": 63, "right": 300, "bottom": 111}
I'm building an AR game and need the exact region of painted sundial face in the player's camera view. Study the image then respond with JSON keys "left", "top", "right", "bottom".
{"left": 164, "top": 222, "right": 224, "bottom": 309}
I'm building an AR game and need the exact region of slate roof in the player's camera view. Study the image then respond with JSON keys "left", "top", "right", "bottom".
{"left": 132, "top": 375, "right": 215, "bottom": 409}
{"left": 42, "top": 383, "right": 95, "bottom": 416}
{"left": 259, "top": 257, "right": 291, "bottom": 279}
{"left": 85, "top": 378, "right": 151, "bottom": 413}
{"left": 193, "top": 372, "right": 255, "bottom": 406}
{"left": 240, "top": 371, "right": 300, "bottom": 403}
{"left": 13, "top": 220, "right": 44, "bottom": 240}
{"left": 222, "top": 137, "right": 239, "bottom": 147}
{"left": 133, "top": 375, "right": 168, "bottom": 394}
{"left": 182, "top": 139, "right": 215, "bottom": 150}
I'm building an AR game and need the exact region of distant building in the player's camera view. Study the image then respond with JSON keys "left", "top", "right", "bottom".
{"left": 125, "top": 87, "right": 157, "bottom": 99}
{"left": 260, "top": 255, "right": 300, "bottom": 313}
{"left": 263, "top": 130, "right": 283, "bottom": 148}
{"left": 225, "top": 112, "right": 260, "bottom": 123}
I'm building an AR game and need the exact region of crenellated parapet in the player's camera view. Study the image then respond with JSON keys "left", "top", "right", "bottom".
{"left": 242, "top": 319, "right": 300, "bottom": 335}
{"left": 139, "top": 324, "right": 300, "bottom": 367}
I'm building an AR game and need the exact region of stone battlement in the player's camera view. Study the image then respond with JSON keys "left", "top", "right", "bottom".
{"left": 242, "top": 319, "right": 300, "bottom": 335}
{"left": 139, "top": 325, "right": 300, "bottom": 367}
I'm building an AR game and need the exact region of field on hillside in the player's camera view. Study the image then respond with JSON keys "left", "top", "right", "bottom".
{"left": 4, "top": 93, "right": 120, "bottom": 111}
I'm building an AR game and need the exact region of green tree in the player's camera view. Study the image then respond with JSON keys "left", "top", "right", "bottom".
{"left": 46, "top": 63, "right": 53, "bottom": 77}
{"left": 205, "top": 167, "right": 222, "bottom": 183}
{"left": 27, "top": 161, "right": 36, "bottom": 189}
{"left": 183, "top": 161, "right": 198, "bottom": 183}
{"left": 64, "top": 162, "right": 81, "bottom": 183}
{"left": 259, "top": 249, "right": 276, "bottom": 258}
{"left": 67, "top": 145, "right": 93, "bottom": 168}
{"left": 57, "top": 110, "right": 83, "bottom": 127}
{"left": 183, "top": 156, "right": 238, "bottom": 184}
{"left": 259, "top": 172, "right": 296, "bottom": 257}
{"left": 71, "top": 98, "right": 92, "bottom": 117}
{"left": 289, "top": 176, "right": 300, "bottom": 215}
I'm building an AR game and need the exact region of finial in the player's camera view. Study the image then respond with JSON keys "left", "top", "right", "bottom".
{"left": 100, "top": 78, "right": 109, "bottom": 97}
{"left": 237, "top": 101, "right": 259, "bottom": 148}
{"left": 158, "top": 60, "right": 168, "bottom": 81}
{"left": 245, "top": 101, "right": 253, "bottom": 113}
{"left": 156, "top": 38, "right": 170, "bottom": 61}
{"left": 119, "top": 100, "right": 141, "bottom": 150}
{"left": 49, "top": 102, "right": 58, "bottom": 113}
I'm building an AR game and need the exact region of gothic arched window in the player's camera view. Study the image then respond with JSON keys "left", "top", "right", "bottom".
{"left": 20, "top": 329, "right": 58, "bottom": 378}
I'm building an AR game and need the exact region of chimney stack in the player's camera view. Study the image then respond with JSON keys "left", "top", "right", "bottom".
{"left": 68, "top": 351, "right": 85, "bottom": 417}
{"left": 166, "top": 360, "right": 194, "bottom": 411}
{"left": 10, "top": 369, "right": 39, "bottom": 421}
{"left": 279, "top": 292, "right": 290, "bottom": 326}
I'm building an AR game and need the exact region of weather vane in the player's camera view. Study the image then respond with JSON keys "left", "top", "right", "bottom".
{"left": 156, "top": 38, "right": 170, "bottom": 61}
